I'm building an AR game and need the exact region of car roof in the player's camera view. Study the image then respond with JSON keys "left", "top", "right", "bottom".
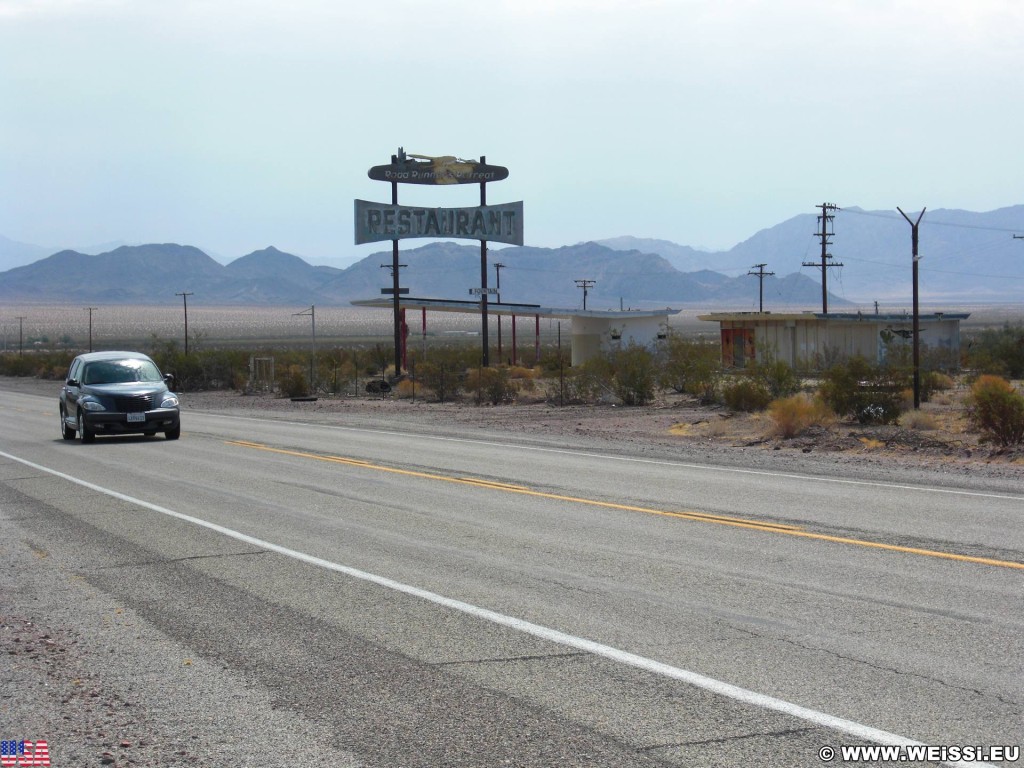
{"left": 74, "top": 351, "right": 156, "bottom": 363}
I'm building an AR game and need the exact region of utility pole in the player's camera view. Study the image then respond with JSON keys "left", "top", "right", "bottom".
{"left": 175, "top": 292, "right": 193, "bottom": 355}
{"left": 293, "top": 305, "right": 316, "bottom": 393}
{"left": 16, "top": 316, "right": 25, "bottom": 356}
{"left": 85, "top": 307, "right": 97, "bottom": 352}
{"left": 897, "top": 206, "right": 926, "bottom": 410}
{"left": 803, "top": 203, "right": 842, "bottom": 314}
{"left": 747, "top": 263, "right": 775, "bottom": 312}
{"left": 494, "top": 262, "right": 505, "bottom": 361}
{"left": 574, "top": 279, "right": 596, "bottom": 311}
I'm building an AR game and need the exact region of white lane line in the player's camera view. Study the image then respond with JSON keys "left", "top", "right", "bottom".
{"left": 0, "top": 449, "right": 990, "bottom": 767}
{"left": 194, "top": 411, "right": 1024, "bottom": 503}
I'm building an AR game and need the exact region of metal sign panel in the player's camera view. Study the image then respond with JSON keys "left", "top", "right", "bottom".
{"left": 368, "top": 156, "right": 509, "bottom": 185}
{"left": 354, "top": 200, "right": 524, "bottom": 246}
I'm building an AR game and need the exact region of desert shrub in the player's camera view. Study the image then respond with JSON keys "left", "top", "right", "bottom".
{"left": 965, "top": 323, "right": 1024, "bottom": 378}
{"left": 721, "top": 377, "right": 772, "bottom": 412}
{"left": 466, "top": 366, "right": 517, "bottom": 405}
{"left": 818, "top": 356, "right": 904, "bottom": 424}
{"left": 611, "top": 343, "right": 657, "bottom": 406}
{"left": 0, "top": 351, "right": 75, "bottom": 378}
{"left": 749, "top": 354, "right": 801, "bottom": 399}
{"left": 279, "top": 365, "right": 308, "bottom": 398}
{"left": 416, "top": 361, "right": 463, "bottom": 402}
{"left": 393, "top": 379, "right": 416, "bottom": 399}
{"left": 927, "top": 371, "right": 955, "bottom": 391}
{"left": 900, "top": 409, "right": 939, "bottom": 430}
{"left": 507, "top": 366, "right": 536, "bottom": 380}
{"left": 768, "top": 393, "right": 832, "bottom": 438}
{"left": 966, "top": 375, "right": 1024, "bottom": 448}
{"left": 557, "top": 356, "right": 614, "bottom": 404}
{"left": 658, "top": 336, "right": 721, "bottom": 397}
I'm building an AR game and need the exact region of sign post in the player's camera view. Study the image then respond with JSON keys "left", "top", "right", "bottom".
{"left": 358, "top": 148, "right": 521, "bottom": 370}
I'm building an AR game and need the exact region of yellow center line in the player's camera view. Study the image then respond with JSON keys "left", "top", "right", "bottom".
{"left": 227, "top": 440, "right": 1024, "bottom": 571}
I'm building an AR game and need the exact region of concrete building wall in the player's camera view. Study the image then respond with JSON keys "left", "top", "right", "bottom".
{"left": 571, "top": 315, "right": 669, "bottom": 366}
{"left": 705, "top": 313, "right": 965, "bottom": 369}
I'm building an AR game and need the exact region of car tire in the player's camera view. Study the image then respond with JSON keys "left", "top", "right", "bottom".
{"left": 77, "top": 410, "right": 95, "bottom": 444}
{"left": 60, "top": 407, "right": 76, "bottom": 440}
{"left": 165, "top": 424, "right": 181, "bottom": 440}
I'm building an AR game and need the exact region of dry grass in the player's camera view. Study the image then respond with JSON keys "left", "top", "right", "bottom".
{"left": 900, "top": 410, "right": 939, "bottom": 430}
{"left": 767, "top": 393, "right": 833, "bottom": 439}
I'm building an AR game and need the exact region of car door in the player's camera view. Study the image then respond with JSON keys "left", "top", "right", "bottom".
{"left": 63, "top": 358, "right": 83, "bottom": 416}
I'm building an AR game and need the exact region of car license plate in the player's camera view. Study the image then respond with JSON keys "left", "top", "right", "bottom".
{"left": 127, "top": 412, "right": 145, "bottom": 422}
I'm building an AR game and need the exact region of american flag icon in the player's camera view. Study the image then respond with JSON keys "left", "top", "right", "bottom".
{"left": 0, "top": 741, "right": 50, "bottom": 767}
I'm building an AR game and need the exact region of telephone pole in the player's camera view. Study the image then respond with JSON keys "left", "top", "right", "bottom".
{"left": 574, "top": 279, "right": 596, "bottom": 310}
{"left": 85, "top": 307, "right": 97, "bottom": 352}
{"left": 747, "top": 263, "right": 775, "bottom": 312}
{"left": 897, "top": 206, "right": 926, "bottom": 410}
{"left": 175, "top": 292, "right": 193, "bottom": 355}
{"left": 16, "top": 316, "right": 26, "bottom": 356}
{"left": 803, "top": 203, "right": 842, "bottom": 314}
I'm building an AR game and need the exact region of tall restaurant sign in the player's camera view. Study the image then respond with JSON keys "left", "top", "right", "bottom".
{"left": 353, "top": 201, "right": 523, "bottom": 246}
{"left": 358, "top": 148, "right": 521, "bottom": 369}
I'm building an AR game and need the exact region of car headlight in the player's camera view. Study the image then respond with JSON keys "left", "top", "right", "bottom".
{"left": 81, "top": 399, "right": 106, "bottom": 411}
{"left": 161, "top": 394, "right": 180, "bottom": 408}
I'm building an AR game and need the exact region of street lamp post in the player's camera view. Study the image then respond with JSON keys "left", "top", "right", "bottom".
{"left": 897, "top": 206, "right": 926, "bottom": 410}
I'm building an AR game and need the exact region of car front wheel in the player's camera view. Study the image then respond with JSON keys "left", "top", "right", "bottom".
{"left": 165, "top": 423, "right": 181, "bottom": 440}
{"left": 60, "top": 407, "right": 76, "bottom": 440}
{"left": 77, "top": 410, "right": 95, "bottom": 444}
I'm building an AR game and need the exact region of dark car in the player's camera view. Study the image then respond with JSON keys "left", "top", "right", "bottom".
{"left": 59, "top": 351, "right": 181, "bottom": 443}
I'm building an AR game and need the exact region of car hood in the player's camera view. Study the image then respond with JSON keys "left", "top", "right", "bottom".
{"left": 82, "top": 382, "right": 170, "bottom": 398}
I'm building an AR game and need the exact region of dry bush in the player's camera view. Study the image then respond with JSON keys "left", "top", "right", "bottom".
{"left": 767, "top": 393, "right": 832, "bottom": 438}
{"left": 901, "top": 409, "right": 939, "bottom": 430}
{"left": 507, "top": 366, "right": 536, "bottom": 380}
{"left": 393, "top": 379, "right": 417, "bottom": 399}
{"left": 722, "top": 377, "right": 772, "bottom": 412}
{"left": 966, "top": 375, "right": 1024, "bottom": 448}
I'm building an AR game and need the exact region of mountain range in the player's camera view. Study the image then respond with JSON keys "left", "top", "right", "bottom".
{"left": 1, "top": 205, "right": 1020, "bottom": 308}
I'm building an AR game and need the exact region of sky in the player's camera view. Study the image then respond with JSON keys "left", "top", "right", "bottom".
{"left": 2, "top": 0, "right": 1022, "bottom": 266}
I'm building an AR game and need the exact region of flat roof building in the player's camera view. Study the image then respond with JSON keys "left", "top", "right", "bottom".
{"left": 698, "top": 311, "right": 969, "bottom": 369}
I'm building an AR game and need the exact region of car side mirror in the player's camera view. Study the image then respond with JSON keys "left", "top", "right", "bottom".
{"left": 66, "top": 378, "right": 80, "bottom": 387}
{"left": 164, "top": 373, "right": 176, "bottom": 391}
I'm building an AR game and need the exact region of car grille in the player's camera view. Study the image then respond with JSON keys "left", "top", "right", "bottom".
{"left": 114, "top": 394, "right": 156, "bottom": 412}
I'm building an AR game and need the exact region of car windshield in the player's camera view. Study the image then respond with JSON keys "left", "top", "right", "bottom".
{"left": 81, "top": 359, "right": 163, "bottom": 385}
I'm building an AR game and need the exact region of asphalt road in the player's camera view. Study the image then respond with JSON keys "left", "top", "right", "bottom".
{"left": 2, "top": 385, "right": 1022, "bottom": 767}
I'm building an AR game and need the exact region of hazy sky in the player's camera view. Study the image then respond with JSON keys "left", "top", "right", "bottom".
{"left": 2, "top": 0, "right": 1021, "bottom": 265}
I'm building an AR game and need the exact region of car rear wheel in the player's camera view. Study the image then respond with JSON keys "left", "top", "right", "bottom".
{"left": 60, "top": 407, "right": 76, "bottom": 440}
{"left": 165, "top": 424, "right": 181, "bottom": 440}
{"left": 77, "top": 410, "right": 95, "bottom": 444}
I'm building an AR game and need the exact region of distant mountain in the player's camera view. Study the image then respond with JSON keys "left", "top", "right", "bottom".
{"left": 600, "top": 205, "right": 1024, "bottom": 303}
{"left": 2, "top": 204, "right": 1019, "bottom": 306}
{"left": 0, "top": 240, "right": 839, "bottom": 308}
{"left": 0, "top": 236, "right": 131, "bottom": 271}
{"left": 0, "top": 234, "right": 53, "bottom": 271}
